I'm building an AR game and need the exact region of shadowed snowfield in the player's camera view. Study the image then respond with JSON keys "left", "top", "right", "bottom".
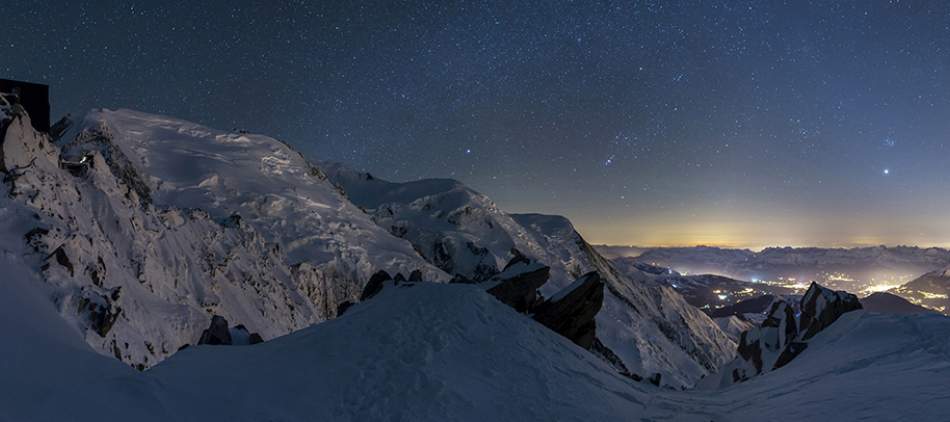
{"left": 2, "top": 264, "right": 948, "bottom": 421}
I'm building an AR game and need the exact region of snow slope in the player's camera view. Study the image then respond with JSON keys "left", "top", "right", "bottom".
{"left": 0, "top": 268, "right": 710, "bottom": 422}
{"left": 147, "top": 283, "right": 684, "bottom": 421}
{"left": 323, "top": 163, "right": 735, "bottom": 387}
{"left": 714, "top": 316, "right": 755, "bottom": 343}
{"left": 686, "top": 311, "right": 950, "bottom": 421}
{"left": 4, "top": 265, "right": 950, "bottom": 422}
{"left": 0, "top": 172, "right": 170, "bottom": 421}
{"left": 513, "top": 213, "right": 736, "bottom": 387}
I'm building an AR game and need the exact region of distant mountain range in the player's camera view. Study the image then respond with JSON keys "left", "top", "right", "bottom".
{"left": 597, "top": 244, "right": 950, "bottom": 302}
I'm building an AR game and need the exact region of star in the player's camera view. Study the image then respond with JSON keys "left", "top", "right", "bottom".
{"left": 883, "top": 168, "right": 890, "bottom": 175}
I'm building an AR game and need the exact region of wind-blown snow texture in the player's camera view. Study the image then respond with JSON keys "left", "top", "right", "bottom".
{"left": 324, "top": 164, "right": 735, "bottom": 387}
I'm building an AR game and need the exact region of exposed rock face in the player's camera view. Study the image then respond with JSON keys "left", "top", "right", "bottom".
{"left": 773, "top": 341, "right": 808, "bottom": 369}
{"left": 336, "top": 300, "right": 354, "bottom": 316}
{"left": 760, "top": 301, "right": 798, "bottom": 351}
{"left": 197, "top": 316, "right": 264, "bottom": 346}
{"left": 532, "top": 272, "right": 604, "bottom": 349}
{"left": 0, "top": 109, "right": 327, "bottom": 367}
{"left": 799, "top": 282, "right": 862, "bottom": 340}
{"left": 77, "top": 288, "right": 122, "bottom": 337}
{"left": 733, "top": 330, "right": 763, "bottom": 381}
{"left": 360, "top": 270, "right": 392, "bottom": 301}
{"left": 485, "top": 259, "right": 550, "bottom": 313}
{"left": 706, "top": 282, "right": 863, "bottom": 388}
{"left": 198, "top": 316, "right": 232, "bottom": 345}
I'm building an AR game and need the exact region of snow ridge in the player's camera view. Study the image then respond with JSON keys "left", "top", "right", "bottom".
{"left": 324, "top": 163, "right": 735, "bottom": 387}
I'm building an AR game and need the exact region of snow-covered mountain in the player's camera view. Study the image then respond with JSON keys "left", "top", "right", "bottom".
{"left": 75, "top": 109, "right": 448, "bottom": 292}
{"left": 3, "top": 103, "right": 730, "bottom": 385}
{"left": 0, "top": 105, "right": 447, "bottom": 368}
{"left": 609, "top": 257, "right": 796, "bottom": 312}
{"left": 891, "top": 268, "right": 950, "bottom": 314}
{"left": 323, "top": 164, "right": 735, "bottom": 387}
{"left": 631, "top": 245, "right": 950, "bottom": 293}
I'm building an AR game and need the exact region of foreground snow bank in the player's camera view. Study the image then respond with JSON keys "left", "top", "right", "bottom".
{"left": 698, "top": 310, "right": 950, "bottom": 420}
{"left": 3, "top": 267, "right": 950, "bottom": 421}
{"left": 149, "top": 283, "right": 662, "bottom": 421}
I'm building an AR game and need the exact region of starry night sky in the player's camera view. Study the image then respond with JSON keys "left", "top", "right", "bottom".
{"left": 5, "top": 1, "right": 950, "bottom": 248}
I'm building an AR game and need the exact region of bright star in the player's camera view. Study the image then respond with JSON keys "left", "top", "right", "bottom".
{"left": 883, "top": 168, "right": 890, "bottom": 175}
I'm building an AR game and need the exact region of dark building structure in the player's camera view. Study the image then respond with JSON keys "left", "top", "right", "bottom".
{"left": 0, "top": 78, "right": 50, "bottom": 133}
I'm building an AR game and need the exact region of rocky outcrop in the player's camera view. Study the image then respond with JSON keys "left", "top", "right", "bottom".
{"left": 360, "top": 270, "right": 392, "bottom": 301}
{"left": 760, "top": 301, "right": 798, "bottom": 351}
{"left": 77, "top": 288, "right": 122, "bottom": 338}
{"left": 198, "top": 315, "right": 232, "bottom": 345}
{"left": 336, "top": 300, "right": 354, "bottom": 316}
{"left": 799, "top": 282, "right": 862, "bottom": 340}
{"left": 707, "top": 282, "right": 863, "bottom": 387}
{"left": 531, "top": 272, "right": 604, "bottom": 349}
{"left": 485, "top": 259, "right": 550, "bottom": 313}
{"left": 197, "top": 316, "right": 264, "bottom": 346}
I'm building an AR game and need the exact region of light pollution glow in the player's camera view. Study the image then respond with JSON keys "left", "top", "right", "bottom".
{"left": 573, "top": 207, "right": 950, "bottom": 250}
